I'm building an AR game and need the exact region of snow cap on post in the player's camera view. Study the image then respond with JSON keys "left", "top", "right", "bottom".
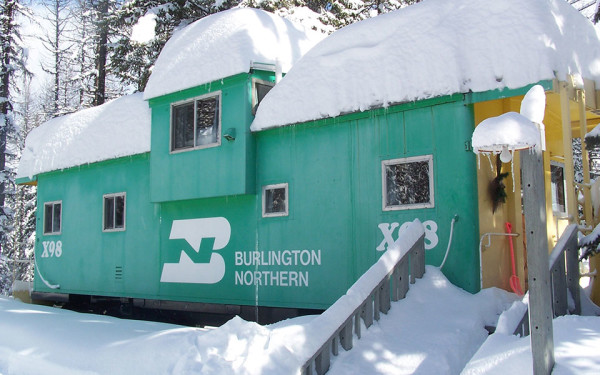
{"left": 472, "top": 85, "right": 546, "bottom": 161}
{"left": 143, "top": 8, "right": 323, "bottom": 100}
{"left": 472, "top": 112, "right": 541, "bottom": 159}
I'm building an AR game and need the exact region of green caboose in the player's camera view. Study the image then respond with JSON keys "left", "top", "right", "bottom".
{"left": 18, "top": 1, "right": 600, "bottom": 320}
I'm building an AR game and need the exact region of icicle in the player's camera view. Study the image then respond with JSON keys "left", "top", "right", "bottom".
{"left": 511, "top": 150, "right": 516, "bottom": 193}
{"left": 487, "top": 153, "right": 494, "bottom": 174}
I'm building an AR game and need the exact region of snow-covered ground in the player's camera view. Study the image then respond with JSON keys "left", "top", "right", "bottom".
{"left": 1, "top": 267, "right": 599, "bottom": 375}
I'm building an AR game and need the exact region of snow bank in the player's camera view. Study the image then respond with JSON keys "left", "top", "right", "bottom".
{"left": 326, "top": 269, "right": 518, "bottom": 375}
{"left": 252, "top": 0, "right": 600, "bottom": 131}
{"left": 0, "top": 266, "right": 520, "bottom": 375}
{"left": 143, "top": 8, "right": 323, "bottom": 100}
{"left": 17, "top": 93, "right": 150, "bottom": 179}
{"left": 462, "top": 315, "right": 600, "bottom": 375}
{"left": 291, "top": 219, "right": 425, "bottom": 364}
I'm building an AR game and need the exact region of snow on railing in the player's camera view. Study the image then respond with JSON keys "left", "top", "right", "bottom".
{"left": 300, "top": 219, "right": 425, "bottom": 375}
{"left": 513, "top": 223, "right": 581, "bottom": 337}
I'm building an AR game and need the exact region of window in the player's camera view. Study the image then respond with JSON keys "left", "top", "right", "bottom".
{"left": 44, "top": 201, "right": 62, "bottom": 235}
{"left": 103, "top": 193, "right": 126, "bottom": 231}
{"left": 551, "top": 162, "right": 566, "bottom": 214}
{"left": 262, "top": 183, "right": 288, "bottom": 217}
{"left": 382, "top": 155, "right": 434, "bottom": 210}
{"left": 171, "top": 93, "right": 220, "bottom": 152}
{"left": 252, "top": 79, "right": 274, "bottom": 115}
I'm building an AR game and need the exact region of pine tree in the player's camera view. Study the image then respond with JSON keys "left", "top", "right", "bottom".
{"left": 0, "top": 0, "right": 29, "bottom": 294}
{"left": 110, "top": 0, "right": 222, "bottom": 92}
{"left": 5, "top": 75, "right": 38, "bottom": 287}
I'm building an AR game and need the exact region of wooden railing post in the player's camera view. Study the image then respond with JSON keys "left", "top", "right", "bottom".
{"left": 392, "top": 257, "right": 409, "bottom": 301}
{"left": 380, "top": 275, "right": 391, "bottom": 314}
{"left": 551, "top": 253, "right": 567, "bottom": 317}
{"left": 315, "top": 341, "right": 331, "bottom": 375}
{"left": 565, "top": 228, "right": 581, "bottom": 315}
{"left": 300, "top": 227, "right": 426, "bottom": 375}
{"left": 513, "top": 224, "right": 579, "bottom": 338}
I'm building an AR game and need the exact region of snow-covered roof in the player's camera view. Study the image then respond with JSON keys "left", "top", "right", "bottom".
{"left": 252, "top": 0, "right": 600, "bottom": 131}
{"left": 143, "top": 8, "right": 324, "bottom": 100}
{"left": 17, "top": 93, "right": 150, "bottom": 179}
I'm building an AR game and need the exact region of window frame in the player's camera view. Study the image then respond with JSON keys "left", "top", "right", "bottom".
{"left": 43, "top": 200, "right": 62, "bottom": 235}
{"left": 262, "top": 183, "right": 289, "bottom": 218}
{"left": 251, "top": 78, "right": 274, "bottom": 115}
{"left": 103, "top": 192, "right": 126, "bottom": 232}
{"left": 550, "top": 161, "right": 567, "bottom": 215}
{"left": 170, "top": 91, "right": 222, "bottom": 154}
{"left": 382, "top": 155, "right": 435, "bottom": 211}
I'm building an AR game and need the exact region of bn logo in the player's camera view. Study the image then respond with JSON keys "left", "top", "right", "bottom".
{"left": 160, "top": 217, "right": 230, "bottom": 284}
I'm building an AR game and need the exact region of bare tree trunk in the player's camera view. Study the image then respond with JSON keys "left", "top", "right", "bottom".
{"left": 94, "top": 0, "right": 109, "bottom": 106}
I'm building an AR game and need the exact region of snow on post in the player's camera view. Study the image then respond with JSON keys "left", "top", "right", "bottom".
{"left": 472, "top": 85, "right": 546, "bottom": 166}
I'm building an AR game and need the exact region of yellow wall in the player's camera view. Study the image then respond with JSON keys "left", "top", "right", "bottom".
{"left": 474, "top": 92, "right": 567, "bottom": 292}
{"left": 474, "top": 98, "right": 527, "bottom": 292}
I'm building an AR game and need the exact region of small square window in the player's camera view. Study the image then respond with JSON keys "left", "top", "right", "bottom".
{"left": 252, "top": 79, "right": 274, "bottom": 115}
{"left": 262, "top": 183, "right": 288, "bottom": 217}
{"left": 551, "top": 162, "right": 566, "bottom": 214}
{"left": 104, "top": 193, "right": 126, "bottom": 231}
{"left": 171, "top": 93, "right": 220, "bottom": 152}
{"left": 382, "top": 155, "right": 434, "bottom": 210}
{"left": 43, "top": 201, "right": 62, "bottom": 235}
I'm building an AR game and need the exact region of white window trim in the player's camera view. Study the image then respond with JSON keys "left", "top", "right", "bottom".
{"left": 170, "top": 91, "right": 222, "bottom": 154}
{"left": 251, "top": 78, "right": 274, "bottom": 115}
{"left": 262, "top": 183, "right": 289, "bottom": 217}
{"left": 103, "top": 192, "right": 126, "bottom": 232}
{"left": 43, "top": 200, "right": 62, "bottom": 235}
{"left": 550, "top": 161, "right": 567, "bottom": 216}
{"left": 382, "top": 155, "right": 434, "bottom": 211}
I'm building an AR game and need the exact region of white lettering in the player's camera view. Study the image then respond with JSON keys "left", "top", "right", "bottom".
{"left": 41, "top": 241, "right": 62, "bottom": 258}
{"left": 235, "top": 271, "right": 244, "bottom": 285}
{"left": 234, "top": 270, "right": 310, "bottom": 287}
{"left": 42, "top": 241, "right": 49, "bottom": 258}
{"left": 55, "top": 241, "right": 62, "bottom": 257}
{"left": 377, "top": 220, "right": 439, "bottom": 251}
{"left": 300, "top": 250, "right": 311, "bottom": 266}
{"left": 312, "top": 250, "right": 321, "bottom": 266}
{"left": 299, "top": 271, "right": 308, "bottom": 287}
{"left": 376, "top": 223, "right": 400, "bottom": 251}
{"left": 282, "top": 250, "right": 292, "bottom": 266}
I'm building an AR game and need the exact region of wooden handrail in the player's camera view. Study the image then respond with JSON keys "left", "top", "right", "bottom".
{"left": 513, "top": 223, "right": 580, "bottom": 337}
{"left": 301, "top": 220, "right": 426, "bottom": 375}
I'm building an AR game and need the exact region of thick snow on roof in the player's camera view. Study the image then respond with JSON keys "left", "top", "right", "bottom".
{"left": 143, "top": 8, "right": 323, "bottom": 100}
{"left": 17, "top": 93, "right": 150, "bottom": 179}
{"left": 252, "top": 0, "right": 600, "bottom": 131}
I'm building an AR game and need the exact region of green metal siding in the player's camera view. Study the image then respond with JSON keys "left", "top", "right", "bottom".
{"left": 148, "top": 73, "right": 265, "bottom": 203}
{"left": 34, "top": 154, "right": 160, "bottom": 298}
{"left": 32, "top": 92, "right": 481, "bottom": 311}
